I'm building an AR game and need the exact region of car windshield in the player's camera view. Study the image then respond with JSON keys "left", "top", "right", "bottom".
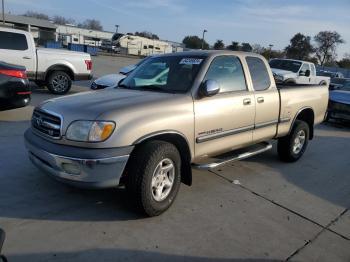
{"left": 269, "top": 59, "right": 302, "bottom": 73}
{"left": 119, "top": 55, "right": 205, "bottom": 93}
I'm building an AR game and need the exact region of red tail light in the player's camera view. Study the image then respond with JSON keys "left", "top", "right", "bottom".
{"left": 0, "top": 70, "right": 27, "bottom": 79}
{"left": 85, "top": 60, "right": 92, "bottom": 71}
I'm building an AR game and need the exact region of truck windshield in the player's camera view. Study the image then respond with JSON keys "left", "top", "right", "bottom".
{"left": 269, "top": 59, "right": 302, "bottom": 73}
{"left": 118, "top": 55, "right": 205, "bottom": 93}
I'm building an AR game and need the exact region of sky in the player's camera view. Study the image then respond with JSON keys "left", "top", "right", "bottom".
{"left": 4, "top": 0, "right": 350, "bottom": 58}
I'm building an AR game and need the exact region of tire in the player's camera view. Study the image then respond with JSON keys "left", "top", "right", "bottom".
{"left": 278, "top": 120, "right": 309, "bottom": 162}
{"left": 46, "top": 71, "right": 72, "bottom": 95}
{"left": 125, "top": 140, "right": 181, "bottom": 217}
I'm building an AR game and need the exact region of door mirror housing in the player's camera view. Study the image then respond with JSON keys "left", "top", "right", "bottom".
{"left": 305, "top": 69, "right": 311, "bottom": 77}
{"left": 199, "top": 80, "right": 220, "bottom": 97}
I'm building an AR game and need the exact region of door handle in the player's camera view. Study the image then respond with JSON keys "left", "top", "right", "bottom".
{"left": 23, "top": 56, "right": 31, "bottom": 59}
{"left": 257, "top": 97, "right": 264, "bottom": 103}
{"left": 243, "top": 98, "right": 251, "bottom": 105}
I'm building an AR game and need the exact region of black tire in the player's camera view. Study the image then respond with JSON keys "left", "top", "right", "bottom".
{"left": 46, "top": 71, "right": 72, "bottom": 95}
{"left": 125, "top": 140, "right": 181, "bottom": 217}
{"left": 278, "top": 120, "right": 309, "bottom": 162}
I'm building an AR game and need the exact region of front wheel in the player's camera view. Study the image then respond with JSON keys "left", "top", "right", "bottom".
{"left": 46, "top": 71, "right": 72, "bottom": 95}
{"left": 278, "top": 120, "right": 309, "bottom": 162}
{"left": 125, "top": 141, "right": 181, "bottom": 216}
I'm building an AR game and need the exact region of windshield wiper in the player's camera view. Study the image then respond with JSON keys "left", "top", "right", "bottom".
{"left": 137, "top": 85, "right": 172, "bottom": 93}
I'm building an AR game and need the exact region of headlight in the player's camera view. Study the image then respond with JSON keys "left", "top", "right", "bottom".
{"left": 274, "top": 74, "right": 284, "bottom": 81}
{"left": 66, "top": 121, "right": 115, "bottom": 142}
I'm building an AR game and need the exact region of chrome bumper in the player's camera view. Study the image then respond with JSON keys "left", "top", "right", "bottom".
{"left": 25, "top": 130, "right": 131, "bottom": 189}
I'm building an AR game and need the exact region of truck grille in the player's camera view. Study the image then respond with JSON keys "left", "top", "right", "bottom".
{"left": 32, "top": 109, "right": 62, "bottom": 138}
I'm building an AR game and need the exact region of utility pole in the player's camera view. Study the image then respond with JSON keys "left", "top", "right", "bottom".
{"left": 115, "top": 24, "right": 119, "bottom": 33}
{"left": 268, "top": 44, "right": 274, "bottom": 60}
{"left": 2, "top": 0, "right": 5, "bottom": 25}
{"left": 201, "top": 29, "right": 207, "bottom": 50}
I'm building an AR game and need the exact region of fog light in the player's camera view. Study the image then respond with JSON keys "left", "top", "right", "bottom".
{"left": 62, "top": 163, "right": 81, "bottom": 175}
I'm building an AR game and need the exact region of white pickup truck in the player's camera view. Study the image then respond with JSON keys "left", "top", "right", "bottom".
{"left": 269, "top": 59, "right": 329, "bottom": 86}
{"left": 0, "top": 27, "right": 93, "bottom": 94}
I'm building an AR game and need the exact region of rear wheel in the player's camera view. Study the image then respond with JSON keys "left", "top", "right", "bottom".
{"left": 125, "top": 140, "right": 181, "bottom": 216}
{"left": 46, "top": 71, "right": 72, "bottom": 95}
{"left": 278, "top": 120, "right": 309, "bottom": 162}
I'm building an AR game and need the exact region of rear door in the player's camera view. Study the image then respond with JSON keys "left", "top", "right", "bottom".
{"left": 245, "top": 56, "right": 280, "bottom": 142}
{"left": 0, "top": 31, "right": 36, "bottom": 77}
{"left": 194, "top": 55, "right": 255, "bottom": 157}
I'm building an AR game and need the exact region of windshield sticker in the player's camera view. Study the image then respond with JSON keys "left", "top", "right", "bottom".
{"left": 180, "top": 58, "right": 203, "bottom": 65}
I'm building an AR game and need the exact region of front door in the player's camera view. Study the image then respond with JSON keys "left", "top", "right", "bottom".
{"left": 297, "top": 63, "right": 311, "bottom": 84}
{"left": 194, "top": 55, "right": 255, "bottom": 158}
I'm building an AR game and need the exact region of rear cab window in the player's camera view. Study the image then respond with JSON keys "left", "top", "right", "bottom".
{"left": 0, "top": 31, "right": 28, "bottom": 51}
{"left": 246, "top": 56, "right": 271, "bottom": 91}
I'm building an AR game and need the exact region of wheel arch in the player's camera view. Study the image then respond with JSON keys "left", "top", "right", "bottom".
{"left": 290, "top": 107, "right": 315, "bottom": 140}
{"left": 44, "top": 64, "right": 75, "bottom": 82}
{"left": 133, "top": 131, "right": 193, "bottom": 186}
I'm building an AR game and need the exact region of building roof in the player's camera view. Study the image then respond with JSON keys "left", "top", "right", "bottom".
{"left": 4, "top": 14, "right": 57, "bottom": 30}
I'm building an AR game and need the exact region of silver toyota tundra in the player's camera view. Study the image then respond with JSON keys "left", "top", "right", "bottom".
{"left": 25, "top": 51, "right": 328, "bottom": 216}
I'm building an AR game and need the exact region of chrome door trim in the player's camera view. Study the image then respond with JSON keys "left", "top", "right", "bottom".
{"left": 196, "top": 125, "right": 254, "bottom": 143}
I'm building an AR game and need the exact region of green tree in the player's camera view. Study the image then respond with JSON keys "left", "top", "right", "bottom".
{"left": 53, "top": 15, "right": 75, "bottom": 25}
{"left": 78, "top": 19, "right": 103, "bottom": 31}
{"left": 23, "top": 11, "right": 49, "bottom": 20}
{"left": 213, "top": 40, "right": 225, "bottom": 50}
{"left": 314, "top": 31, "right": 344, "bottom": 66}
{"left": 135, "top": 31, "right": 160, "bottom": 40}
{"left": 285, "top": 33, "right": 314, "bottom": 60}
{"left": 241, "top": 42, "right": 252, "bottom": 52}
{"left": 182, "top": 35, "right": 209, "bottom": 49}
{"left": 337, "top": 54, "right": 350, "bottom": 68}
{"left": 227, "top": 41, "right": 240, "bottom": 51}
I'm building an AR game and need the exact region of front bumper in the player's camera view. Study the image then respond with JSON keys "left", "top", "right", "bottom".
{"left": 24, "top": 129, "right": 133, "bottom": 189}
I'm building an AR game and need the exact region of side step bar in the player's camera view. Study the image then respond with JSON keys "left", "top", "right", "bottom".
{"left": 192, "top": 142, "right": 272, "bottom": 170}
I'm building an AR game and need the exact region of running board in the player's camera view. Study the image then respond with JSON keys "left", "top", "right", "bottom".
{"left": 192, "top": 142, "right": 272, "bottom": 170}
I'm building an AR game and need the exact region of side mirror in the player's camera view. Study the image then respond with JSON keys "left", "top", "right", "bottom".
{"left": 305, "top": 70, "right": 311, "bottom": 77}
{"left": 199, "top": 80, "right": 220, "bottom": 97}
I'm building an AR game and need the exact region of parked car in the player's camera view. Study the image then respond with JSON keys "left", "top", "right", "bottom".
{"left": 318, "top": 70, "right": 344, "bottom": 80}
{"left": 327, "top": 78, "right": 350, "bottom": 121}
{"left": 25, "top": 51, "right": 328, "bottom": 216}
{"left": 329, "top": 77, "right": 350, "bottom": 90}
{"left": 91, "top": 56, "right": 153, "bottom": 90}
{"left": 270, "top": 59, "right": 329, "bottom": 85}
{"left": 0, "top": 61, "right": 31, "bottom": 110}
{"left": 0, "top": 27, "right": 92, "bottom": 95}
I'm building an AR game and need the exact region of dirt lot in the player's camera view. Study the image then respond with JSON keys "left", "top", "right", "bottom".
{"left": 0, "top": 55, "right": 349, "bottom": 262}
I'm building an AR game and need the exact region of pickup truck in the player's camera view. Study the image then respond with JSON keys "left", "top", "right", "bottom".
{"left": 270, "top": 58, "right": 329, "bottom": 86}
{"left": 0, "top": 27, "right": 92, "bottom": 95}
{"left": 24, "top": 51, "right": 328, "bottom": 216}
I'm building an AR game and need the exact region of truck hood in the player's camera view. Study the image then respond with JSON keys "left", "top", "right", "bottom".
{"left": 40, "top": 88, "right": 183, "bottom": 129}
{"left": 271, "top": 68, "right": 297, "bottom": 78}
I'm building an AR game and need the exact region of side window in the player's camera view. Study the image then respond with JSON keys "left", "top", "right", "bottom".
{"left": 0, "top": 31, "right": 28, "bottom": 50}
{"left": 246, "top": 56, "right": 271, "bottom": 91}
{"left": 299, "top": 63, "right": 310, "bottom": 75}
{"left": 310, "top": 64, "right": 316, "bottom": 76}
{"left": 204, "top": 56, "right": 247, "bottom": 93}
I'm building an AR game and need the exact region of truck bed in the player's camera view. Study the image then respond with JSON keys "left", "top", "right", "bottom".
{"left": 276, "top": 83, "right": 329, "bottom": 137}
